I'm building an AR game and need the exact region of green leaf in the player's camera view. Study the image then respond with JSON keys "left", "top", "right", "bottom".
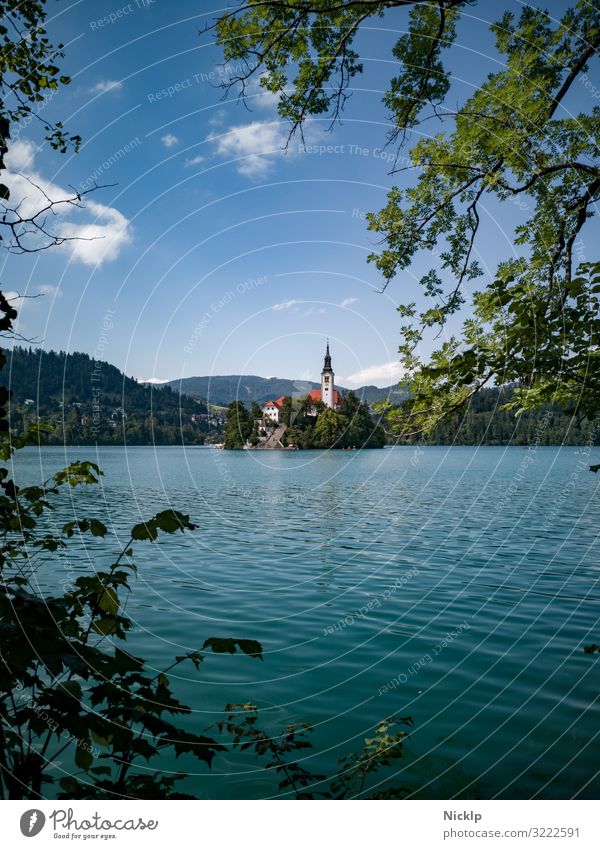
{"left": 203, "top": 637, "right": 236, "bottom": 654}
{"left": 131, "top": 738, "right": 158, "bottom": 761}
{"left": 54, "top": 461, "right": 102, "bottom": 487}
{"left": 114, "top": 648, "right": 143, "bottom": 673}
{"left": 154, "top": 509, "right": 195, "bottom": 533}
{"left": 90, "top": 519, "right": 108, "bottom": 537}
{"left": 90, "top": 765, "right": 112, "bottom": 775}
{"left": 132, "top": 510, "right": 196, "bottom": 542}
{"left": 59, "top": 680, "right": 82, "bottom": 701}
{"left": 131, "top": 520, "right": 158, "bottom": 542}
{"left": 202, "top": 637, "right": 263, "bottom": 659}
{"left": 90, "top": 730, "right": 113, "bottom": 747}
{"left": 96, "top": 586, "right": 119, "bottom": 615}
{"left": 235, "top": 639, "right": 263, "bottom": 660}
{"left": 75, "top": 741, "right": 93, "bottom": 771}
{"left": 92, "top": 617, "right": 120, "bottom": 636}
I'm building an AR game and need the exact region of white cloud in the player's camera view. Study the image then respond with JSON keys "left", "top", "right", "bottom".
{"left": 60, "top": 201, "right": 132, "bottom": 265}
{"left": 184, "top": 154, "right": 204, "bottom": 167}
{"left": 140, "top": 377, "right": 168, "bottom": 385}
{"left": 209, "top": 120, "right": 289, "bottom": 178}
{"left": 340, "top": 297, "right": 359, "bottom": 307}
{"left": 343, "top": 361, "right": 405, "bottom": 388}
{"left": 272, "top": 299, "right": 299, "bottom": 311}
{"left": 3, "top": 140, "right": 132, "bottom": 267}
{"left": 91, "top": 80, "right": 122, "bottom": 94}
{"left": 208, "top": 109, "right": 227, "bottom": 127}
{"left": 5, "top": 139, "right": 37, "bottom": 170}
{"left": 3, "top": 283, "right": 61, "bottom": 315}
{"left": 304, "top": 307, "right": 326, "bottom": 316}
{"left": 161, "top": 134, "right": 179, "bottom": 148}
{"left": 37, "top": 283, "right": 60, "bottom": 297}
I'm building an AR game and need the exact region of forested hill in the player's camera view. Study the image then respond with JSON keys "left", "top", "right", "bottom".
{"left": 168, "top": 374, "right": 408, "bottom": 406}
{"left": 4, "top": 347, "right": 215, "bottom": 445}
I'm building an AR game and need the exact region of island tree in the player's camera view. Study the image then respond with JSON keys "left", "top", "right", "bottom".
{"left": 224, "top": 400, "right": 252, "bottom": 448}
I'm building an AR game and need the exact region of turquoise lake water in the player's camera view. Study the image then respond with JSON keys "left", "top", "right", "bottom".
{"left": 11, "top": 445, "right": 600, "bottom": 799}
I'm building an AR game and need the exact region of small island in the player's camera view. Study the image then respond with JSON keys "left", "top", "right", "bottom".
{"left": 223, "top": 343, "right": 386, "bottom": 450}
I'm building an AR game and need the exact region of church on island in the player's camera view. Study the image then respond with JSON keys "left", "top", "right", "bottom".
{"left": 261, "top": 342, "right": 341, "bottom": 425}
{"left": 221, "top": 340, "right": 386, "bottom": 450}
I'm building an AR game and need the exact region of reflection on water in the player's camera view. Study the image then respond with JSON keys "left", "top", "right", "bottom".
{"left": 12, "top": 445, "right": 600, "bottom": 799}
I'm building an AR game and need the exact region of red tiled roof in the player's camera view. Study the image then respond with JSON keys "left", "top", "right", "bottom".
{"left": 306, "top": 389, "right": 341, "bottom": 405}
{"left": 263, "top": 396, "right": 287, "bottom": 409}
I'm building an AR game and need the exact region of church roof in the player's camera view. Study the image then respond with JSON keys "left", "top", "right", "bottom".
{"left": 307, "top": 388, "right": 341, "bottom": 405}
{"left": 262, "top": 396, "right": 287, "bottom": 409}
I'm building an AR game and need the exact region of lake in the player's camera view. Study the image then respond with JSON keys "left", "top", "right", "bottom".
{"left": 11, "top": 445, "right": 600, "bottom": 799}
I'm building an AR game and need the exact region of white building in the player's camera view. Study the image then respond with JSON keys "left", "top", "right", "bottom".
{"left": 306, "top": 342, "right": 341, "bottom": 413}
{"left": 262, "top": 398, "right": 284, "bottom": 423}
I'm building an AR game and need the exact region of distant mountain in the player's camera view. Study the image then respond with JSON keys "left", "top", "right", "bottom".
{"left": 167, "top": 375, "right": 407, "bottom": 407}
{"left": 167, "top": 375, "right": 319, "bottom": 406}
{"left": 351, "top": 384, "right": 408, "bottom": 405}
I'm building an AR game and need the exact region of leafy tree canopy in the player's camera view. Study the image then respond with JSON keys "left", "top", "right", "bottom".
{"left": 214, "top": 0, "right": 600, "bottom": 436}
{"left": 0, "top": 0, "right": 81, "bottom": 156}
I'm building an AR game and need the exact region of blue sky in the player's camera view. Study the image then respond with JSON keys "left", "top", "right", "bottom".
{"left": 3, "top": 0, "right": 593, "bottom": 387}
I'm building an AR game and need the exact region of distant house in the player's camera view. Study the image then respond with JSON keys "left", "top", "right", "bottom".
{"left": 262, "top": 397, "right": 286, "bottom": 423}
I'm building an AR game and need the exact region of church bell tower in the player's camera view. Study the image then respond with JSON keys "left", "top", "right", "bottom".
{"left": 321, "top": 340, "right": 335, "bottom": 409}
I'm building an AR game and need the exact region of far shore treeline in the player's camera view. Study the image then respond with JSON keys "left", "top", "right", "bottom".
{"left": 6, "top": 347, "right": 599, "bottom": 448}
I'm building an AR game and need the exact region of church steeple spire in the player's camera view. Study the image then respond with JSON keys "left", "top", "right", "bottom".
{"left": 321, "top": 340, "right": 335, "bottom": 408}
{"left": 323, "top": 339, "right": 333, "bottom": 373}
